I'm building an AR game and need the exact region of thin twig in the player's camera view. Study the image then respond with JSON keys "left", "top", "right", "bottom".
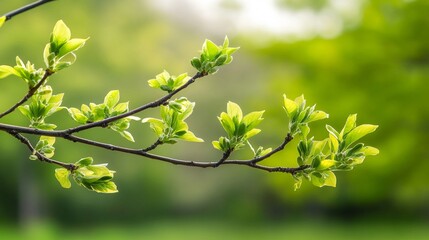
{"left": 3, "top": 0, "right": 56, "bottom": 21}
{"left": 0, "top": 70, "right": 53, "bottom": 118}
{"left": 66, "top": 72, "right": 204, "bottom": 134}
{"left": 7, "top": 130, "right": 76, "bottom": 171}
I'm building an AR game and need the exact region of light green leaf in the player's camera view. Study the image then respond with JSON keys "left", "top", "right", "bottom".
{"left": 0, "top": 16, "right": 5, "bottom": 28}
{"left": 178, "top": 131, "right": 204, "bottom": 142}
{"left": 212, "top": 141, "right": 222, "bottom": 150}
{"left": 104, "top": 90, "right": 120, "bottom": 109}
{"left": 242, "top": 111, "right": 264, "bottom": 130}
{"left": 142, "top": 118, "right": 165, "bottom": 136}
{"left": 307, "top": 110, "right": 329, "bottom": 123}
{"left": 340, "top": 114, "right": 357, "bottom": 138}
{"left": 68, "top": 107, "right": 88, "bottom": 124}
{"left": 0, "top": 65, "right": 19, "bottom": 78}
{"left": 119, "top": 131, "right": 135, "bottom": 142}
{"left": 75, "top": 157, "right": 93, "bottom": 167}
{"left": 226, "top": 101, "right": 243, "bottom": 121}
{"left": 52, "top": 20, "right": 71, "bottom": 47}
{"left": 18, "top": 106, "right": 32, "bottom": 119}
{"left": 244, "top": 128, "right": 261, "bottom": 139}
{"left": 324, "top": 171, "right": 337, "bottom": 187}
{"left": 219, "top": 113, "right": 235, "bottom": 136}
{"left": 362, "top": 146, "right": 379, "bottom": 156}
{"left": 40, "top": 136, "right": 56, "bottom": 145}
{"left": 326, "top": 125, "right": 339, "bottom": 139}
{"left": 90, "top": 181, "right": 118, "bottom": 193}
{"left": 329, "top": 133, "right": 339, "bottom": 152}
{"left": 316, "top": 160, "right": 336, "bottom": 170}
{"left": 55, "top": 168, "right": 71, "bottom": 189}
{"left": 345, "top": 124, "right": 378, "bottom": 147}
{"left": 203, "top": 39, "right": 220, "bottom": 59}
{"left": 283, "top": 94, "right": 298, "bottom": 118}
{"left": 57, "top": 38, "right": 88, "bottom": 58}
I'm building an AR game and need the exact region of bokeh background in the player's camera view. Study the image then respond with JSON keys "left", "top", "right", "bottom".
{"left": 1, "top": 0, "right": 428, "bottom": 239}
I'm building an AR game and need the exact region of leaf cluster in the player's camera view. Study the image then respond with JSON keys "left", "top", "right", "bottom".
{"left": 283, "top": 95, "right": 379, "bottom": 190}
{"left": 55, "top": 157, "right": 117, "bottom": 193}
{"left": 143, "top": 97, "right": 203, "bottom": 144}
{"left": 191, "top": 37, "right": 239, "bottom": 75}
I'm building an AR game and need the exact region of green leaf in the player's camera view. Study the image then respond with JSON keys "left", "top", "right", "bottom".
{"left": 212, "top": 140, "right": 222, "bottom": 150}
{"left": 0, "top": 65, "right": 18, "bottom": 78}
{"left": 344, "top": 124, "right": 378, "bottom": 147}
{"left": 316, "top": 160, "right": 336, "bottom": 170}
{"left": 323, "top": 171, "right": 337, "bottom": 187}
{"left": 51, "top": 20, "right": 71, "bottom": 48}
{"left": 18, "top": 106, "right": 32, "bottom": 119}
{"left": 0, "top": 16, "right": 5, "bottom": 28}
{"left": 75, "top": 157, "right": 93, "bottom": 167}
{"left": 242, "top": 111, "right": 264, "bottom": 130}
{"left": 219, "top": 113, "right": 235, "bottom": 136}
{"left": 55, "top": 168, "right": 71, "bottom": 189}
{"left": 142, "top": 118, "right": 165, "bottom": 136}
{"left": 177, "top": 131, "right": 204, "bottom": 142}
{"left": 244, "top": 128, "right": 261, "bottom": 139}
{"left": 68, "top": 107, "right": 88, "bottom": 124}
{"left": 340, "top": 114, "right": 357, "bottom": 138}
{"left": 227, "top": 101, "right": 243, "bottom": 121}
{"left": 104, "top": 90, "right": 120, "bottom": 109}
{"left": 283, "top": 94, "right": 298, "bottom": 119}
{"left": 203, "top": 39, "right": 220, "bottom": 59}
{"left": 57, "top": 38, "right": 88, "bottom": 58}
{"left": 361, "top": 146, "right": 379, "bottom": 156}
{"left": 307, "top": 110, "right": 329, "bottom": 123}
{"left": 329, "top": 133, "right": 339, "bottom": 153}
{"left": 119, "top": 131, "right": 135, "bottom": 142}
{"left": 326, "top": 125, "right": 339, "bottom": 139}
{"left": 90, "top": 181, "right": 118, "bottom": 193}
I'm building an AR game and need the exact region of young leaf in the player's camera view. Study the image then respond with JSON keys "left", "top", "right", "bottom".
{"left": 0, "top": 16, "right": 5, "bottom": 28}
{"left": 340, "top": 114, "right": 357, "bottom": 138}
{"left": 55, "top": 168, "right": 71, "bottom": 189}
{"left": 344, "top": 124, "right": 378, "bottom": 147}
{"left": 104, "top": 90, "right": 120, "bottom": 109}
{"left": 227, "top": 101, "right": 243, "bottom": 121}
{"left": 283, "top": 94, "right": 298, "bottom": 118}
{"left": 51, "top": 20, "right": 71, "bottom": 49}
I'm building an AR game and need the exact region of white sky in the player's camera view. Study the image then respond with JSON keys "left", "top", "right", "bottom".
{"left": 148, "top": 0, "right": 363, "bottom": 39}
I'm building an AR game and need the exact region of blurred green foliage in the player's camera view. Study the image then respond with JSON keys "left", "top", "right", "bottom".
{"left": 0, "top": 0, "right": 428, "bottom": 229}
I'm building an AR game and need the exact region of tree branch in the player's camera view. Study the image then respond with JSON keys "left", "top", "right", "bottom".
{"left": 0, "top": 123, "right": 306, "bottom": 174}
{"left": 3, "top": 0, "right": 56, "bottom": 21}
{"left": 65, "top": 72, "right": 205, "bottom": 134}
{"left": 7, "top": 130, "right": 76, "bottom": 171}
{"left": 0, "top": 70, "right": 53, "bottom": 118}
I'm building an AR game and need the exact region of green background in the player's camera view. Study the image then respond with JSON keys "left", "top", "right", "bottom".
{"left": 0, "top": 0, "right": 428, "bottom": 238}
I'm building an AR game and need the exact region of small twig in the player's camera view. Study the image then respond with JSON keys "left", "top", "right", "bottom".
{"left": 7, "top": 130, "right": 76, "bottom": 171}
{"left": 214, "top": 149, "right": 233, "bottom": 167}
{"left": 65, "top": 72, "right": 204, "bottom": 134}
{"left": 250, "top": 133, "right": 293, "bottom": 164}
{"left": 3, "top": 0, "right": 56, "bottom": 21}
{"left": 0, "top": 70, "right": 53, "bottom": 118}
{"left": 142, "top": 139, "right": 163, "bottom": 152}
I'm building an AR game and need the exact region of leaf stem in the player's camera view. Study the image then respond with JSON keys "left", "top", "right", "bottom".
{"left": 7, "top": 130, "right": 76, "bottom": 171}
{"left": 0, "top": 69, "right": 53, "bottom": 118}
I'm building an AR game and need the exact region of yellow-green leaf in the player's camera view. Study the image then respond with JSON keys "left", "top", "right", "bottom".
{"left": 345, "top": 124, "right": 378, "bottom": 147}
{"left": 283, "top": 94, "right": 298, "bottom": 118}
{"left": 55, "top": 168, "right": 71, "bottom": 189}
{"left": 0, "top": 16, "right": 5, "bottom": 28}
